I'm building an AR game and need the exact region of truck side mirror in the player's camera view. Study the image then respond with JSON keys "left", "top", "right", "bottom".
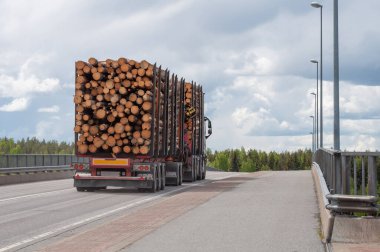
{"left": 204, "top": 117, "right": 212, "bottom": 139}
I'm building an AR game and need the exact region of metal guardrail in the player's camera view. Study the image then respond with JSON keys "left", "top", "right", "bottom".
{"left": 0, "top": 165, "right": 73, "bottom": 174}
{"left": 0, "top": 154, "right": 89, "bottom": 169}
{"left": 0, "top": 154, "right": 90, "bottom": 175}
{"left": 314, "top": 148, "right": 379, "bottom": 215}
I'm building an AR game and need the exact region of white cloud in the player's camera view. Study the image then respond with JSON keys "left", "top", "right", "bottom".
{"left": 34, "top": 120, "right": 64, "bottom": 140}
{"left": 0, "top": 97, "right": 29, "bottom": 112}
{"left": 38, "top": 105, "right": 60, "bottom": 113}
{"left": 0, "top": 55, "right": 60, "bottom": 99}
{"left": 0, "top": 0, "right": 379, "bottom": 152}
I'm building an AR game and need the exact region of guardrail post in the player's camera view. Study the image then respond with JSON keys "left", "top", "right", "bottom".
{"left": 361, "top": 156, "right": 365, "bottom": 195}
{"left": 367, "top": 156, "right": 377, "bottom": 196}
{"left": 353, "top": 159, "right": 357, "bottom": 195}
{"left": 341, "top": 155, "right": 351, "bottom": 194}
{"left": 334, "top": 152, "right": 342, "bottom": 194}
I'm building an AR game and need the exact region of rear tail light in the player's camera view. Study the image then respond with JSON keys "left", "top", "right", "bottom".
{"left": 79, "top": 164, "right": 84, "bottom": 170}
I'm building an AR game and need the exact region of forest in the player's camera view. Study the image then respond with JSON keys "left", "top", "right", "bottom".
{"left": 0, "top": 137, "right": 312, "bottom": 171}
{"left": 0, "top": 137, "right": 74, "bottom": 154}
{"left": 206, "top": 148, "right": 312, "bottom": 172}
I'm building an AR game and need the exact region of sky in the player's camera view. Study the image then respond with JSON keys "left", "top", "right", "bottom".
{"left": 0, "top": 0, "right": 379, "bottom": 152}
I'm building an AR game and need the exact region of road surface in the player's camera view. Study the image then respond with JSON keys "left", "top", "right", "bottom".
{"left": 0, "top": 171, "right": 324, "bottom": 252}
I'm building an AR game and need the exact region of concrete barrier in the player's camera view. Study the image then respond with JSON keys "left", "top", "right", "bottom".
{"left": 311, "top": 164, "right": 334, "bottom": 242}
{"left": 311, "top": 163, "right": 380, "bottom": 244}
{"left": 0, "top": 170, "right": 74, "bottom": 186}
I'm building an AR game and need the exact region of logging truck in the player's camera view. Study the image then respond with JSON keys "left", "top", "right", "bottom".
{"left": 71, "top": 57, "right": 212, "bottom": 192}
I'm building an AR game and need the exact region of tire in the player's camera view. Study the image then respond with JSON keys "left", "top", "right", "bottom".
{"left": 192, "top": 165, "right": 196, "bottom": 182}
{"left": 150, "top": 167, "right": 157, "bottom": 193}
{"left": 156, "top": 165, "right": 161, "bottom": 191}
{"left": 179, "top": 164, "right": 183, "bottom": 185}
{"left": 202, "top": 169, "right": 206, "bottom": 180}
{"left": 174, "top": 164, "right": 180, "bottom": 186}
{"left": 76, "top": 187, "right": 85, "bottom": 192}
{"left": 160, "top": 165, "right": 165, "bottom": 190}
{"left": 197, "top": 165, "right": 202, "bottom": 180}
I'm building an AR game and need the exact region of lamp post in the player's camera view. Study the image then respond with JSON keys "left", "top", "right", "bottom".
{"left": 310, "top": 92, "right": 317, "bottom": 149}
{"left": 311, "top": 1, "right": 323, "bottom": 148}
{"left": 333, "top": 0, "right": 340, "bottom": 150}
{"left": 310, "top": 59, "right": 319, "bottom": 148}
{"left": 310, "top": 115, "right": 315, "bottom": 152}
{"left": 310, "top": 132, "right": 314, "bottom": 153}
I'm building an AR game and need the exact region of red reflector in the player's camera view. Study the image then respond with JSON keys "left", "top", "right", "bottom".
{"left": 79, "top": 164, "right": 84, "bottom": 170}
{"left": 138, "top": 165, "right": 150, "bottom": 171}
{"left": 74, "top": 164, "right": 79, "bottom": 169}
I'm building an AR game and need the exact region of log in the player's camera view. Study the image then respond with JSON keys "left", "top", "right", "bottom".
{"left": 101, "top": 133, "right": 108, "bottom": 141}
{"left": 107, "top": 126, "right": 115, "bottom": 134}
{"left": 107, "top": 114, "right": 115, "bottom": 123}
{"left": 132, "top": 146, "right": 140, "bottom": 154}
{"left": 131, "top": 105, "right": 139, "bottom": 115}
{"left": 112, "top": 146, "right": 121, "bottom": 154}
{"left": 123, "top": 146, "right": 131, "bottom": 153}
{"left": 142, "top": 114, "right": 152, "bottom": 122}
{"left": 93, "top": 138, "right": 104, "bottom": 148}
{"left": 142, "top": 102, "right": 152, "bottom": 111}
{"left": 89, "top": 145, "right": 97, "bottom": 153}
{"left": 106, "top": 136, "right": 116, "bottom": 147}
{"left": 96, "top": 109, "right": 106, "bottom": 119}
{"left": 78, "top": 144, "right": 88, "bottom": 154}
{"left": 141, "top": 130, "right": 151, "bottom": 139}
{"left": 76, "top": 61, "right": 86, "bottom": 70}
{"left": 118, "top": 57, "right": 127, "bottom": 65}
{"left": 140, "top": 146, "right": 149, "bottom": 155}
{"left": 92, "top": 72, "right": 103, "bottom": 81}
{"left": 114, "top": 123, "right": 124, "bottom": 134}
{"left": 88, "top": 57, "right": 98, "bottom": 66}
{"left": 140, "top": 60, "right": 150, "bottom": 70}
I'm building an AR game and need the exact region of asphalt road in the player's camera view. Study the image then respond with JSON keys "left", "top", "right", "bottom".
{"left": 0, "top": 171, "right": 324, "bottom": 252}
{"left": 0, "top": 171, "right": 237, "bottom": 252}
{"left": 126, "top": 171, "right": 325, "bottom": 252}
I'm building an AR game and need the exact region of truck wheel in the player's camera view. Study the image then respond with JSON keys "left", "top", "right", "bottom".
{"left": 150, "top": 167, "right": 157, "bottom": 193}
{"left": 192, "top": 166, "right": 196, "bottom": 182}
{"left": 156, "top": 166, "right": 161, "bottom": 191}
{"left": 160, "top": 165, "right": 165, "bottom": 190}
{"left": 179, "top": 164, "right": 183, "bottom": 185}
{"left": 76, "top": 187, "right": 85, "bottom": 192}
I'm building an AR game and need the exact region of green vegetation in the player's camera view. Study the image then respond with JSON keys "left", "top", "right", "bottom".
{"left": 206, "top": 147, "right": 312, "bottom": 172}
{"left": 0, "top": 137, "right": 74, "bottom": 154}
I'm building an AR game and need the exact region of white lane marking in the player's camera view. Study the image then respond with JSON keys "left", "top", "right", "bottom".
{"left": 0, "top": 189, "right": 73, "bottom": 203}
{"left": 0, "top": 173, "right": 239, "bottom": 252}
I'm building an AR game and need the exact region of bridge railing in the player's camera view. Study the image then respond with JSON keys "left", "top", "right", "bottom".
{"left": 0, "top": 154, "right": 88, "bottom": 169}
{"left": 314, "top": 149, "right": 379, "bottom": 197}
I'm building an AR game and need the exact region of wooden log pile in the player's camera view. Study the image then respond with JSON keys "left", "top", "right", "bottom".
{"left": 74, "top": 57, "right": 158, "bottom": 156}
{"left": 184, "top": 82, "right": 194, "bottom": 143}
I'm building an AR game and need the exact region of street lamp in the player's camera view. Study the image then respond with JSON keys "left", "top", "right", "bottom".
{"left": 311, "top": 1, "right": 323, "bottom": 148}
{"left": 310, "top": 115, "right": 315, "bottom": 152}
{"left": 309, "top": 132, "right": 314, "bottom": 153}
{"left": 310, "top": 92, "right": 317, "bottom": 149}
{"left": 310, "top": 59, "right": 319, "bottom": 148}
{"left": 333, "top": 0, "right": 340, "bottom": 150}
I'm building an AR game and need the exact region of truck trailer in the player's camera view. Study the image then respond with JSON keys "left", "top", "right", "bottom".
{"left": 71, "top": 58, "right": 212, "bottom": 192}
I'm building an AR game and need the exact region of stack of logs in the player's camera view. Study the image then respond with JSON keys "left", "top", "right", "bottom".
{"left": 74, "top": 57, "right": 158, "bottom": 156}
{"left": 184, "top": 82, "right": 193, "bottom": 143}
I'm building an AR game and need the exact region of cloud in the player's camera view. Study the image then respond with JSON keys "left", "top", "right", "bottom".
{"left": 0, "top": 55, "right": 60, "bottom": 99}
{"left": 0, "top": 97, "right": 29, "bottom": 112}
{"left": 38, "top": 105, "right": 60, "bottom": 113}
{"left": 34, "top": 120, "right": 65, "bottom": 140}
{"left": 0, "top": 0, "right": 379, "bottom": 152}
